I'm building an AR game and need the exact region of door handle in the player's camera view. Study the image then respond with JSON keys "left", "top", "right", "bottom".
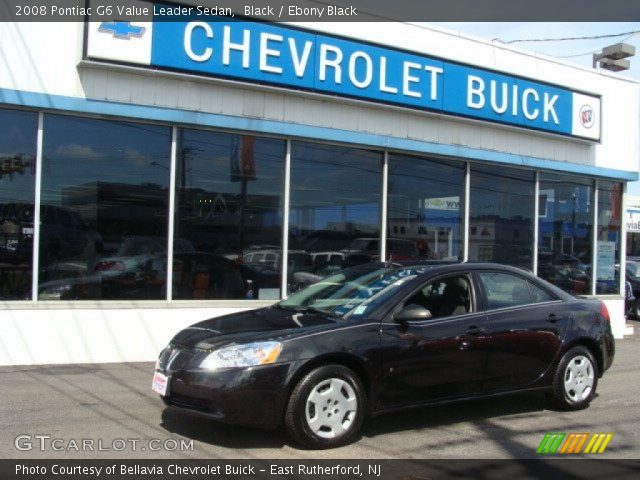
{"left": 547, "top": 314, "right": 560, "bottom": 323}
{"left": 465, "top": 325, "right": 485, "bottom": 336}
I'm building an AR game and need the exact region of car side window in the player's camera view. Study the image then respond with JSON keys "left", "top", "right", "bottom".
{"left": 478, "top": 272, "right": 533, "bottom": 310}
{"left": 404, "top": 275, "right": 472, "bottom": 319}
{"left": 528, "top": 281, "right": 557, "bottom": 303}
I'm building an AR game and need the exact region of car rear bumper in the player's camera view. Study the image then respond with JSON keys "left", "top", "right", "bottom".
{"left": 159, "top": 362, "right": 294, "bottom": 429}
{"left": 602, "top": 330, "right": 615, "bottom": 374}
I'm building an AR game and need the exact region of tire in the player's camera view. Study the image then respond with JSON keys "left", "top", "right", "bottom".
{"left": 546, "top": 346, "right": 598, "bottom": 411}
{"left": 284, "top": 364, "right": 366, "bottom": 449}
{"left": 634, "top": 301, "right": 640, "bottom": 320}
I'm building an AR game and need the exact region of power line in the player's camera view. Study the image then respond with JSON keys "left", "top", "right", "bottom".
{"left": 490, "top": 30, "right": 640, "bottom": 62}
{"left": 493, "top": 29, "right": 640, "bottom": 45}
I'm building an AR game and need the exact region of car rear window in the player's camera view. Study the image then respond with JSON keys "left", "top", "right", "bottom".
{"left": 478, "top": 271, "right": 557, "bottom": 309}
{"left": 479, "top": 272, "right": 530, "bottom": 309}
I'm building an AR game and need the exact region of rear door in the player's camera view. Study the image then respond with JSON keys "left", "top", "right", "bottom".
{"left": 475, "top": 270, "right": 570, "bottom": 392}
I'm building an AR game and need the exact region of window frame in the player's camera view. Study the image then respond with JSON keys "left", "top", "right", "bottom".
{"left": 394, "top": 272, "right": 479, "bottom": 323}
{"left": 473, "top": 270, "right": 562, "bottom": 313}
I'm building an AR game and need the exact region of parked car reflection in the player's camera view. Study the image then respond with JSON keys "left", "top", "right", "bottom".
{"left": 38, "top": 235, "right": 176, "bottom": 300}
{"left": 625, "top": 260, "right": 640, "bottom": 318}
{"left": 39, "top": 236, "right": 298, "bottom": 301}
{"left": 538, "top": 251, "right": 591, "bottom": 295}
{"left": 344, "top": 237, "right": 420, "bottom": 265}
{"left": 0, "top": 202, "right": 34, "bottom": 266}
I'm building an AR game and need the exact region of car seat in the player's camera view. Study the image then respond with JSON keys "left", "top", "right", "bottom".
{"left": 436, "top": 277, "right": 469, "bottom": 317}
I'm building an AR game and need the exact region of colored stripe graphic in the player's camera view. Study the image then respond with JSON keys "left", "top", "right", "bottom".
{"left": 584, "top": 433, "right": 613, "bottom": 454}
{"left": 537, "top": 432, "right": 613, "bottom": 454}
{"left": 559, "top": 433, "right": 589, "bottom": 454}
{"left": 537, "top": 433, "right": 566, "bottom": 454}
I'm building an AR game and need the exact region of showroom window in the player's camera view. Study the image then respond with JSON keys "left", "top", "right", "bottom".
{"left": 387, "top": 154, "right": 465, "bottom": 261}
{"left": 1, "top": 108, "right": 626, "bottom": 304}
{"left": 287, "top": 142, "right": 382, "bottom": 293}
{"left": 0, "top": 108, "right": 38, "bottom": 300}
{"left": 596, "top": 181, "right": 623, "bottom": 294}
{"left": 537, "top": 174, "right": 594, "bottom": 295}
{"left": 38, "top": 114, "right": 171, "bottom": 300}
{"left": 173, "top": 129, "right": 286, "bottom": 300}
{"left": 469, "top": 165, "right": 535, "bottom": 269}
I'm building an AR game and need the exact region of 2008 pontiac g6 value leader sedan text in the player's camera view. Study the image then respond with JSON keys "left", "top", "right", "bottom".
{"left": 152, "top": 262, "right": 615, "bottom": 449}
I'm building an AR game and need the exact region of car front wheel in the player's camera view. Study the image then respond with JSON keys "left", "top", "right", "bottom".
{"left": 547, "top": 346, "right": 598, "bottom": 410}
{"left": 284, "top": 364, "right": 365, "bottom": 449}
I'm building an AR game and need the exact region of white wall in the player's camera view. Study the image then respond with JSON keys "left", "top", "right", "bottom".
{"left": 0, "top": 301, "right": 628, "bottom": 366}
{"left": 603, "top": 299, "right": 627, "bottom": 339}
{"left": 0, "top": 306, "right": 248, "bottom": 366}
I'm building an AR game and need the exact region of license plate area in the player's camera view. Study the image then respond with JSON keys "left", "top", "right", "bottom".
{"left": 152, "top": 370, "right": 169, "bottom": 396}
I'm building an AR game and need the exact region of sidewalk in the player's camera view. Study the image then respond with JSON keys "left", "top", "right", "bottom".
{"left": 1, "top": 335, "right": 639, "bottom": 459}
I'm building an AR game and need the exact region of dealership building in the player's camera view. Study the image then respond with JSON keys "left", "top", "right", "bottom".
{"left": 0, "top": 11, "right": 638, "bottom": 365}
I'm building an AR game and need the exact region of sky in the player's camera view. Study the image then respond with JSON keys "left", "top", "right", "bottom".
{"left": 428, "top": 22, "right": 640, "bottom": 194}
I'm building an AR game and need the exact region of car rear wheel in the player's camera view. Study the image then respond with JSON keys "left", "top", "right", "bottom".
{"left": 284, "top": 364, "right": 365, "bottom": 449}
{"left": 547, "top": 346, "right": 598, "bottom": 410}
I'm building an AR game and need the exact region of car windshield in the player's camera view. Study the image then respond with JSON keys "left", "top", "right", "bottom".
{"left": 278, "top": 264, "right": 430, "bottom": 318}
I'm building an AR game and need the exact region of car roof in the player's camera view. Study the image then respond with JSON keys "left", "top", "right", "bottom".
{"left": 393, "top": 260, "right": 530, "bottom": 276}
{"left": 390, "top": 261, "right": 572, "bottom": 299}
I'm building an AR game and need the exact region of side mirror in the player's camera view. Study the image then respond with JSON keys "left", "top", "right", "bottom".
{"left": 395, "top": 304, "right": 432, "bottom": 324}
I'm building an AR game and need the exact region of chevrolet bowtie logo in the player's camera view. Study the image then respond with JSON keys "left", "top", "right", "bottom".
{"left": 98, "top": 22, "right": 145, "bottom": 39}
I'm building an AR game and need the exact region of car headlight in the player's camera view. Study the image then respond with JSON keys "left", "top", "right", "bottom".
{"left": 200, "top": 341, "right": 282, "bottom": 369}
{"left": 154, "top": 347, "right": 167, "bottom": 371}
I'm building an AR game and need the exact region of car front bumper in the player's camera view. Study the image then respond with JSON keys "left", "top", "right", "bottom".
{"left": 159, "top": 362, "right": 297, "bottom": 429}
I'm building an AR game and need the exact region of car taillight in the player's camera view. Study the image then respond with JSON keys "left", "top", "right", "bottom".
{"left": 600, "top": 301, "right": 610, "bottom": 323}
{"left": 94, "top": 261, "right": 125, "bottom": 271}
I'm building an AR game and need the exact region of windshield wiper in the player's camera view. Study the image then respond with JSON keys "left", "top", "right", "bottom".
{"left": 275, "top": 304, "right": 337, "bottom": 318}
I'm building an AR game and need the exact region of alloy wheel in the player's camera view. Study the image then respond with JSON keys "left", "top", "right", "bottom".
{"left": 304, "top": 378, "right": 358, "bottom": 439}
{"left": 563, "top": 355, "right": 595, "bottom": 402}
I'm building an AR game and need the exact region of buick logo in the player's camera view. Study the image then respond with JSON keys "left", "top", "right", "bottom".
{"left": 579, "top": 104, "right": 594, "bottom": 129}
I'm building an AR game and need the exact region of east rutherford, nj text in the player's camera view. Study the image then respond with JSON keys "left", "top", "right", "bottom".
{"left": 271, "top": 464, "right": 373, "bottom": 476}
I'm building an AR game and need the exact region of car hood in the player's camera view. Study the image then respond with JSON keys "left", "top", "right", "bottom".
{"left": 170, "top": 307, "right": 337, "bottom": 350}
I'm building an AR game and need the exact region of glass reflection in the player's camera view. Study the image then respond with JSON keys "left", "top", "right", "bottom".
{"left": 596, "top": 181, "right": 622, "bottom": 294}
{"left": 469, "top": 165, "right": 535, "bottom": 269}
{"left": 0, "top": 109, "right": 38, "bottom": 300}
{"left": 538, "top": 174, "right": 593, "bottom": 294}
{"left": 173, "top": 130, "right": 285, "bottom": 300}
{"left": 38, "top": 115, "right": 171, "bottom": 300}
{"left": 288, "top": 142, "right": 382, "bottom": 293}
{"left": 388, "top": 154, "right": 464, "bottom": 261}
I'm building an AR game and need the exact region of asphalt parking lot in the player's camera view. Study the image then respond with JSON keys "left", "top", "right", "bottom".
{"left": 1, "top": 324, "right": 638, "bottom": 460}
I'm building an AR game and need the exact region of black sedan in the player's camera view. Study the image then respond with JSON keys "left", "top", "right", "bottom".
{"left": 153, "top": 262, "right": 615, "bottom": 449}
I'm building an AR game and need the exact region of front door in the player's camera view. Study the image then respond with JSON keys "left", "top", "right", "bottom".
{"left": 378, "top": 274, "right": 490, "bottom": 409}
